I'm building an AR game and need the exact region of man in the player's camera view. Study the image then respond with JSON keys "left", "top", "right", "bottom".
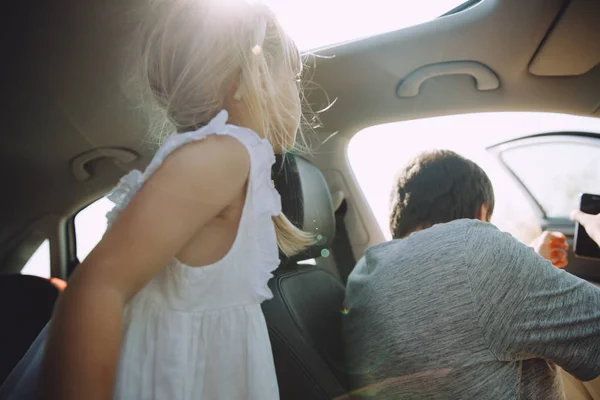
{"left": 343, "top": 150, "right": 600, "bottom": 399}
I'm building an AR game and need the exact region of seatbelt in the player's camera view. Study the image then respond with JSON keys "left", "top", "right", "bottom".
{"left": 332, "top": 199, "right": 356, "bottom": 285}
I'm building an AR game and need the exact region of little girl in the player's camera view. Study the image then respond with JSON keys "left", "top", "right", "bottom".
{"left": 39, "top": 1, "right": 312, "bottom": 398}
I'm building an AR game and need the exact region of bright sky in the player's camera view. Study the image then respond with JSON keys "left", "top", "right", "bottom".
{"left": 265, "top": 0, "right": 467, "bottom": 50}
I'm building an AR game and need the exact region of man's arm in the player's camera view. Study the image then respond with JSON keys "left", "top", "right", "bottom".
{"left": 465, "top": 221, "right": 600, "bottom": 381}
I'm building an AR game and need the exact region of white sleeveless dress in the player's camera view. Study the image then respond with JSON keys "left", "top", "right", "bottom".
{"left": 106, "top": 111, "right": 281, "bottom": 400}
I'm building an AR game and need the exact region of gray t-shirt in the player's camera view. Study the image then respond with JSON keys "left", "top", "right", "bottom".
{"left": 343, "top": 219, "right": 600, "bottom": 399}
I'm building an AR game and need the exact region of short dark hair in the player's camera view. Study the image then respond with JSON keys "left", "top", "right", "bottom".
{"left": 389, "top": 150, "right": 495, "bottom": 238}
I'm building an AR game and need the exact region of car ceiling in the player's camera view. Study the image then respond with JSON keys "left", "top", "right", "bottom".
{"left": 1, "top": 0, "right": 599, "bottom": 260}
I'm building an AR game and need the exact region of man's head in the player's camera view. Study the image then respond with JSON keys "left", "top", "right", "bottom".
{"left": 389, "top": 150, "right": 495, "bottom": 239}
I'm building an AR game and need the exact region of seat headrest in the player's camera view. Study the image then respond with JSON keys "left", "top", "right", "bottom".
{"left": 272, "top": 155, "right": 335, "bottom": 263}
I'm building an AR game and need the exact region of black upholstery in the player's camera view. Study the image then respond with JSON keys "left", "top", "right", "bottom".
{"left": 273, "top": 155, "right": 335, "bottom": 263}
{"left": 0, "top": 275, "right": 59, "bottom": 385}
{"left": 265, "top": 155, "right": 348, "bottom": 400}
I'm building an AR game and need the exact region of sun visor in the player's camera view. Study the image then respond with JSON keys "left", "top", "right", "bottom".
{"left": 529, "top": 0, "right": 600, "bottom": 77}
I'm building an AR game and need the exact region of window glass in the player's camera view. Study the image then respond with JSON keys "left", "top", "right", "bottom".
{"left": 75, "top": 197, "right": 113, "bottom": 261}
{"left": 21, "top": 239, "right": 51, "bottom": 278}
{"left": 348, "top": 112, "right": 600, "bottom": 244}
{"left": 501, "top": 142, "right": 600, "bottom": 218}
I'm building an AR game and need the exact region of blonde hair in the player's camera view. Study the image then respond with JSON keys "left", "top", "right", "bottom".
{"left": 138, "top": 0, "right": 314, "bottom": 256}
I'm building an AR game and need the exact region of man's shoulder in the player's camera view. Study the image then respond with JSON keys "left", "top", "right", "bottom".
{"left": 441, "top": 218, "right": 501, "bottom": 235}
{"left": 367, "top": 220, "right": 514, "bottom": 275}
{"left": 362, "top": 220, "right": 476, "bottom": 269}
{"left": 365, "top": 219, "right": 473, "bottom": 254}
{"left": 406, "top": 219, "right": 490, "bottom": 249}
{"left": 461, "top": 220, "right": 517, "bottom": 253}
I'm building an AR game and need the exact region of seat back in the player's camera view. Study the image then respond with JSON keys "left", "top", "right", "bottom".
{"left": 0, "top": 274, "right": 59, "bottom": 384}
{"left": 264, "top": 155, "right": 348, "bottom": 399}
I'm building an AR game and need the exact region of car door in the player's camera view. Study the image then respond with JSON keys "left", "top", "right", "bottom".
{"left": 487, "top": 133, "right": 600, "bottom": 283}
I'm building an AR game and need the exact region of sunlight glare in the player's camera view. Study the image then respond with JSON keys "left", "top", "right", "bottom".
{"left": 264, "top": 0, "right": 468, "bottom": 50}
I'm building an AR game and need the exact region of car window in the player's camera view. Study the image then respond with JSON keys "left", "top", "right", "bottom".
{"left": 21, "top": 239, "right": 51, "bottom": 278}
{"left": 348, "top": 112, "right": 600, "bottom": 244}
{"left": 75, "top": 197, "right": 113, "bottom": 261}
{"left": 267, "top": 0, "right": 468, "bottom": 50}
{"left": 500, "top": 140, "right": 600, "bottom": 218}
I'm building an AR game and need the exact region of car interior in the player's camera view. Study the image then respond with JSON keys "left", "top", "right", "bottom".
{"left": 1, "top": 0, "right": 599, "bottom": 398}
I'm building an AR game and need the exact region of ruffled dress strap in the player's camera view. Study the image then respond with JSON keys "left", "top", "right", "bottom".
{"left": 105, "top": 169, "right": 144, "bottom": 228}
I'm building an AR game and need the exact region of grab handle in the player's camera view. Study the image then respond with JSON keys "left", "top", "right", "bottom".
{"left": 71, "top": 148, "right": 138, "bottom": 181}
{"left": 396, "top": 61, "right": 500, "bottom": 98}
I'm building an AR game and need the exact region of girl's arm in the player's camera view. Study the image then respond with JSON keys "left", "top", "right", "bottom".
{"left": 39, "top": 135, "right": 250, "bottom": 400}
